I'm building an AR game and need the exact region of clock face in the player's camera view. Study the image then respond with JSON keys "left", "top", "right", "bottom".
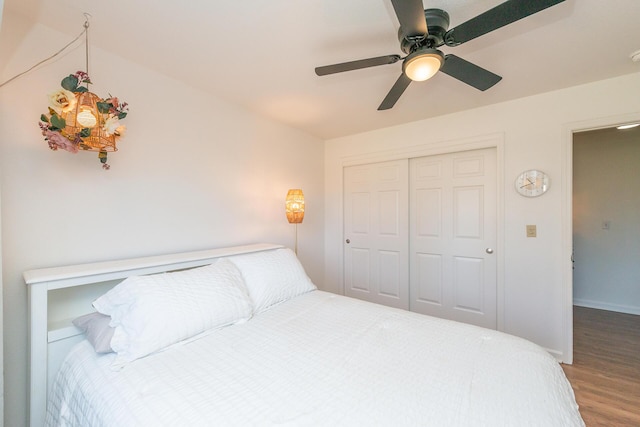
{"left": 515, "top": 169, "right": 549, "bottom": 197}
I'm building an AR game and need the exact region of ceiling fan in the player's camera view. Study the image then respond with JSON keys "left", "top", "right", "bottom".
{"left": 315, "top": 0, "right": 566, "bottom": 110}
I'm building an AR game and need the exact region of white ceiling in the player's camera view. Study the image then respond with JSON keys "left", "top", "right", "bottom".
{"left": 4, "top": 0, "right": 640, "bottom": 139}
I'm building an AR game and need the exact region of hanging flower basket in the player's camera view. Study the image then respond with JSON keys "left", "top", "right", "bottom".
{"left": 39, "top": 71, "right": 129, "bottom": 169}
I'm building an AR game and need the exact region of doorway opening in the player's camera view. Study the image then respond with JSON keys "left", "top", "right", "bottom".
{"left": 572, "top": 125, "right": 640, "bottom": 316}
{"left": 568, "top": 123, "right": 640, "bottom": 418}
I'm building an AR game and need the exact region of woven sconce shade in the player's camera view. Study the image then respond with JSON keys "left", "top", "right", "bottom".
{"left": 62, "top": 91, "right": 117, "bottom": 153}
{"left": 285, "top": 189, "right": 305, "bottom": 224}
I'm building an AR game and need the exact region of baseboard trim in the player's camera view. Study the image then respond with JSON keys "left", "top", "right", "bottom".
{"left": 573, "top": 299, "right": 640, "bottom": 316}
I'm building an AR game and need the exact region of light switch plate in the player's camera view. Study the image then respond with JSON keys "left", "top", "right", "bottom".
{"left": 526, "top": 224, "right": 537, "bottom": 237}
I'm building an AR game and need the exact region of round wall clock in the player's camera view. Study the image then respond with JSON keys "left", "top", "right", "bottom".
{"left": 515, "top": 169, "right": 550, "bottom": 197}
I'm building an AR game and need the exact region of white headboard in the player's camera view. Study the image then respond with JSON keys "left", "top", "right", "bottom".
{"left": 23, "top": 243, "right": 284, "bottom": 427}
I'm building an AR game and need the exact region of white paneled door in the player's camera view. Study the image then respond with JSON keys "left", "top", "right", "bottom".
{"left": 410, "top": 148, "right": 497, "bottom": 329}
{"left": 343, "top": 160, "right": 409, "bottom": 309}
{"left": 343, "top": 149, "right": 497, "bottom": 328}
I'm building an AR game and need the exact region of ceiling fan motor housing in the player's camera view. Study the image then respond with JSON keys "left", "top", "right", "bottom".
{"left": 399, "top": 9, "right": 450, "bottom": 54}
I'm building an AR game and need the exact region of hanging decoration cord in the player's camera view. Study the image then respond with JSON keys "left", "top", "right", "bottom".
{"left": 84, "top": 16, "right": 90, "bottom": 83}
{"left": 0, "top": 13, "right": 91, "bottom": 89}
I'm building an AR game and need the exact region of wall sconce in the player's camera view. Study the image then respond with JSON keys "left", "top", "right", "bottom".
{"left": 285, "top": 189, "right": 304, "bottom": 255}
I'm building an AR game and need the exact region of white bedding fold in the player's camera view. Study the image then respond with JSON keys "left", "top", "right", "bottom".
{"left": 46, "top": 291, "right": 584, "bottom": 426}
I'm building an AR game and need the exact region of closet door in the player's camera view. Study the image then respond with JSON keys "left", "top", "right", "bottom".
{"left": 343, "top": 160, "right": 409, "bottom": 309}
{"left": 409, "top": 148, "right": 497, "bottom": 329}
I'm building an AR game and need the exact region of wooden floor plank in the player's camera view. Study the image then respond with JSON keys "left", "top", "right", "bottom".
{"left": 562, "top": 306, "right": 640, "bottom": 426}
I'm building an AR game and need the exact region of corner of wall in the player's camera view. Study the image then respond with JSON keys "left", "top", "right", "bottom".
{"left": 0, "top": 164, "right": 4, "bottom": 423}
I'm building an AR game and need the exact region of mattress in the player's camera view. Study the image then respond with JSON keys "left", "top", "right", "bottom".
{"left": 46, "top": 290, "right": 584, "bottom": 426}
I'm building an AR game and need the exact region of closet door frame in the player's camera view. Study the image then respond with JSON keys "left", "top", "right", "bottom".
{"left": 336, "top": 133, "right": 505, "bottom": 331}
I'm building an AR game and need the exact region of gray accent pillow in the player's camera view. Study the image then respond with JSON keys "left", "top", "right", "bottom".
{"left": 72, "top": 312, "right": 115, "bottom": 353}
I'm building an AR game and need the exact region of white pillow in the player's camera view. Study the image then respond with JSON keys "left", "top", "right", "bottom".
{"left": 93, "top": 258, "right": 253, "bottom": 367}
{"left": 228, "top": 248, "right": 316, "bottom": 313}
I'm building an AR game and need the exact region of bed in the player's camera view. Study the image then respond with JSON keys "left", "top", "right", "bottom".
{"left": 25, "top": 243, "right": 584, "bottom": 426}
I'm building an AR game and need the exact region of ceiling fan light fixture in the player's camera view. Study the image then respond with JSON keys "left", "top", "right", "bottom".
{"left": 403, "top": 48, "right": 444, "bottom": 81}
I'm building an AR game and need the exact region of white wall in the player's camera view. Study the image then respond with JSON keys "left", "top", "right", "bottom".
{"left": 573, "top": 127, "right": 640, "bottom": 314}
{"left": 0, "top": 14, "right": 324, "bottom": 426}
{"left": 325, "top": 71, "right": 640, "bottom": 362}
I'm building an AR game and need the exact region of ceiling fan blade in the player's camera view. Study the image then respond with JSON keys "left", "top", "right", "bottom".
{"left": 440, "top": 55, "right": 502, "bottom": 91}
{"left": 444, "top": 0, "right": 565, "bottom": 46}
{"left": 315, "top": 55, "right": 401, "bottom": 76}
{"left": 390, "top": 0, "right": 428, "bottom": 39}
{"left": 378, "top": 73, "right": 412, "bottom": 110}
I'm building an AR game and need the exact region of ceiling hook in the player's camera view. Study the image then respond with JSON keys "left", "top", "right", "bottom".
{"left": 83, "top": 12, "right": 91, "bottom": 29}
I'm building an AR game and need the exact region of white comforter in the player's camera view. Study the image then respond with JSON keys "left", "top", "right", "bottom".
{"left": 46, "top": 291, "right": 584, "bottom": 426}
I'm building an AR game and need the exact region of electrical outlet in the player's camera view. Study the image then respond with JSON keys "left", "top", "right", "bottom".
{"left": 526, "top": 224, "right": 537, "bottom": 238}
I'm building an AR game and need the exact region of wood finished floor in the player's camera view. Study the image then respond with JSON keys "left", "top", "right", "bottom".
{"left": 562, "top": 306, "right": 640, "bottom": 426}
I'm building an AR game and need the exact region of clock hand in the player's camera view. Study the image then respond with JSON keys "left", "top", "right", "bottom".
{"left": 520, "top": 178, "right": 535, "bottom": 188}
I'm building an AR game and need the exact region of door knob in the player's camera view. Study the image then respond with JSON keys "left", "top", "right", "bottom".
{"left": 345, "top": 239, "right": 351, "bottom": 244}
{"left": 485, "top": 248, "right": 494, "bottom": 254}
